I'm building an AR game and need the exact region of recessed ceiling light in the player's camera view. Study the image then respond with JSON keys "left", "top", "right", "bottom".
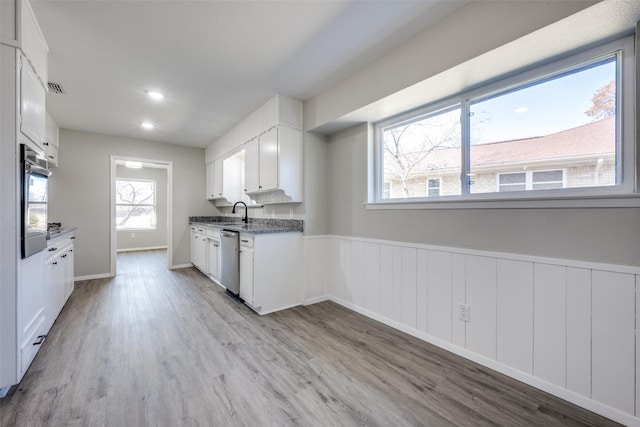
{"left": 141, "top": 121, "right": 154, "bottom": 129}
{"left": 146, "top": 90, "right": 164, "bottom": 100}
{"left": 515, "top": 107, "right": 528, "bottom": 113}
{"left": 125, "top": 161, "right": 143, "bottom": 169}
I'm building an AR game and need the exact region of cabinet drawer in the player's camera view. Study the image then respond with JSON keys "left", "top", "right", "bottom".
{"left": 19, "top": 313, "right": 46, "bottom": 378}
{"left": 239, "top": 234, "right": 254, "bottom": 249}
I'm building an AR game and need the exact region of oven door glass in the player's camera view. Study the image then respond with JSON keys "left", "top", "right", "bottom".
{"left": 26, "top": 173, "right": 48, "bottom": 234}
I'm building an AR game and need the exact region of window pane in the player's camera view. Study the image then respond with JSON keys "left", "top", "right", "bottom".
{"left": 382, "top": 106, "right": 461, "bottom": 199}
{"left": 469, "top": 56, "right": 617, "bottom": 194}
{"left": 116, "top": 205, "right": 156, "bottom": 229}
{"left": 499, "top": 173, "right": 526, "bottom": 185}
{"left": 116, "top": 180, "right": 155, "bottom": 205}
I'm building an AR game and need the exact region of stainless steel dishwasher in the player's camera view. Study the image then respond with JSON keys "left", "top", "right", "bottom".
{"left": 220, "top": 230, "right": 240, "bottom": 296}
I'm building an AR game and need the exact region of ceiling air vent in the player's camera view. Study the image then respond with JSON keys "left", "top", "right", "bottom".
{"left": 47, "top": 82, "right": 64, "bottom": 94}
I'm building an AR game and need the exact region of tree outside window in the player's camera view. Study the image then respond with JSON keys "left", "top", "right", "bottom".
{"left": 116, "top": 179, "right": 156, "bottom": 230}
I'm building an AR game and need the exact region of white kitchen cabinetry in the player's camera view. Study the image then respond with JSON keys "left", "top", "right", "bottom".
{"left": 244, "top": 139, "right": 259, "bottom": 193}
{"left": 244, "top": 125, "right": 302, "bottom": 202}
{"left": 19, "top": 0, "right": 48, "bottom": 85}
{"left": 239, "top": 236, "right": 254, "bottom": 306}
{"left": 43, "top": 111, "right": 59, "bottom": 167}
{"left": 18, "top": 250, "right": 47, "bottom": 379}
{"left": 190, "top": 226, "right": 207, "bottom": 271}
{"left": 206, "top": 227, "right": 220, "bottom": 282}
{"left": 44, "top": 234, "right": 75, "bottom": 332}
{"left": 238, "top": 232, "right": 301, "bottom": 314}
{"left": 206, "top": 158, "right": 224, "bottom": 200}
{"left": 206, "top": 162, "right": 215, "bottom": 200}
{"left": 19, "top": 55, "right": 46, "bottom": 153}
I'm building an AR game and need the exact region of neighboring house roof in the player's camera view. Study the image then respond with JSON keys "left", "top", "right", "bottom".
{"left": 385, "top": 117, "right": 615, "bottom": 174}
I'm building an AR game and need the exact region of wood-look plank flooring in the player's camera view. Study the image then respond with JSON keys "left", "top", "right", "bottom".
{"left": 1, "top": 249, "right": 620, "bottom": 426}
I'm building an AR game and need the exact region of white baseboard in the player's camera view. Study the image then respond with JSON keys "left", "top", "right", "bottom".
{"left": 303, "top": 295, "right": 330, "bottom": 306}
{"left": 74, "top": 273, "right": 113, "bottom": 281}
{"left": 170, "top": 263, "right": 193, "bottom": 270}
{"left": 116, "top": 246, "right": 168, "bottom": 253}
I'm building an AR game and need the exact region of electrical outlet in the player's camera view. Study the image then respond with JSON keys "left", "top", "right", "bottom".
{"left": 457, "top": 303, "right": 470, "bottom": 322}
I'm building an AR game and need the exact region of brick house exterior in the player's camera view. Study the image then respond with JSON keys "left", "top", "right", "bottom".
{"left": 384, "top": 117, "right": 615, "bottom": 198}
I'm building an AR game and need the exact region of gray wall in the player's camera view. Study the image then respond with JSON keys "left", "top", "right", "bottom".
{"left": 49, "top": 129, "right": 220, "bottom": 277}
{"left": 328, "top": 124, "right": 640, "bottom": 267}
{"left": 115, "top": 165, "right": 168, "bottom": 251}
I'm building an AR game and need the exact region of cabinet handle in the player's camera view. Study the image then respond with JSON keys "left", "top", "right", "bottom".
{"left": 43, "top": 142, "right": 49, "bottom": 146}
{"left": 62, "top": 254, "right": 67, "bottom": 258}
{"left": 49, "top": 156, "right": 54, "bottom": 159}
{"left": 48, "top": 247, "right": 57, "bottom": 252}
{"left": 33, "top": 335, "right": 46, "bottom": 346}
{"left": 70, "top": 237, "right": 75, "bottom": 240}
{"left": 53, "top": 261, "right": 58, "bottom": 265}
{"left": 241, "top": 239, "right": 249, "bottom": 243}
{"left": 70, "top": 249, "right": 73, "bottom": 252}
{"left": 259, "top": 186, "right": 262, "bottom": 189}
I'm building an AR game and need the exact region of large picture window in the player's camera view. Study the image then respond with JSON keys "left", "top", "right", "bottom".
{"left": 374, "top": 36, "right": 634, "bottom": 206}
{"left": 116, "top": 179, "right": 156, "bottom": 230}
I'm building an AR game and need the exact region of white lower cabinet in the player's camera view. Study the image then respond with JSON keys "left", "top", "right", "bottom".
{"left": 206, "top": 227, "right": 221, "bottom": 282}
{"left": 18, "top": 232, "right": 75, "bottom": 380}
{"left": 239, "top": 232, "right": 301, "bottom": 315}
{"left": 239, "top": 238, "right": 254, "bottom": 306}
{"left": 190, "top": 226, "right": 207, "bottom": 271}
{"left": 18, "top": 251, "right": 47, "bottom": 378}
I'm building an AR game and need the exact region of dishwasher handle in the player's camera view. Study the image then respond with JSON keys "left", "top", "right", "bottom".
{"left": 221, "top": 231, "right": 238, "bottom": 238}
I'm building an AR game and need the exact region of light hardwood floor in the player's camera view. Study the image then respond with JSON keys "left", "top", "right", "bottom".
{"left": 0, "top": 249, "right": 620, "bottom": 426}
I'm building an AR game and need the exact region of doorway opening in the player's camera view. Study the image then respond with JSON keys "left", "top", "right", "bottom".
{"left": 109, "top": 156, "right": 173, "bottom": 276}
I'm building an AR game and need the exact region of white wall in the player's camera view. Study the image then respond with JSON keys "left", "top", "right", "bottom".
{"left": 115, "top": 165, "right": 168, "bottom": 251}
{"left": 49, "top": 129, "right": 220, "bottom": 278}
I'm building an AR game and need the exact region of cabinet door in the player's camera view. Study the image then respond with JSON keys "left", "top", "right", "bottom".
{"left": 190, "top": 229, "right": 199, "bottom": 266}
{"left": 244, "top": 139, "right": 259, "bottom": 193}
{"left": 207, "top": 238, "right": 219, "bottom": 280}
{"left": 65, "top": 244, "right": 75, "bottom": 301}
{"left": 239, "top": 248, "right": 254, "bottom": 306}
{"left": 19, "top": 252, "right": 46, "bottom": 377}
{"left": 213, "top": 158, "right": 223, "bottom": 198}
{"left": 44, "top": 112, "right": 59, "bottom": 166}
{"left": 259, "top": 127, "right": 278, "bottom": 192}
{"left": 206, "top": 162, "right": 215, "bottom": 200}
{"left": 20, "top": 60, "right": 45, "bottom": 151}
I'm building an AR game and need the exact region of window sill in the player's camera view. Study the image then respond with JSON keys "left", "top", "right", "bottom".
{"left": 116, "top": 228, "right": 158, "bottom": 232}
{"left": 366, "top": 193, "right": 640, "bottom": 210}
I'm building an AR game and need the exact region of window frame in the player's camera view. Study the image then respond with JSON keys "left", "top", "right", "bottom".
{"left": 115, "top": 178, "right": 158, "bottom": 231}
{"left": 371, "top": 35, "right": 637, "bottom": 209}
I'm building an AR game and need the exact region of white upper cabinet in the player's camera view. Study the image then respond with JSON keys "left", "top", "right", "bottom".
{"left": 43, "top": 111, "right": 59, "bottom": 166}
{"left": 206, "top": 161, "right": 215, "bottom": 200}
{"left": 244, "top": 125, "right": 301, "bottom": 203}
{"left": 19, "top": 56, "right": 46, "bottom": 152}
{"left": 20, "top": 0, "right": 48, "bottom": 86}
{"left": 244, "top": 139, "right": 259, "bottom": 194}
{"left": 259, "top": 127, "right": 279, "bottom": 192}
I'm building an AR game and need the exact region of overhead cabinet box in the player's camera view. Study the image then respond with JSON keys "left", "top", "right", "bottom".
{"left": 244, "top": 125, "right": 302, "bottom": 203}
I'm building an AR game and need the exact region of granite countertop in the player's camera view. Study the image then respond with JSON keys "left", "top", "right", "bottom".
{"left": 47, "top": 227, "right": 77, "bottom": 240}
{"left": 189, "top": 216, "right": 303, "bottom": 234}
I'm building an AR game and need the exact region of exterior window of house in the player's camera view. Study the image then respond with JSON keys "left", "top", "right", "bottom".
{"left": 116, "top": 179, "right": 156, "bottom": 230}
{"left": 427, "top": 178, "right": 441, "bottom": 197}
{"left": 498, "top": 170, "right": 564, "bottom": 192}
{"left": 373, "top": 36, "right": 634, "bottom": 206}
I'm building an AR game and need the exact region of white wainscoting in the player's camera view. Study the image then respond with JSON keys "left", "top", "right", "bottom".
{"left": 303, "top": 235, "right": 640, "bottom": 427}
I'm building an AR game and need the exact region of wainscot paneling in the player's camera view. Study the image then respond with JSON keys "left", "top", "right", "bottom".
{"left": 302, "top": 235, "right": 640, "bottom": 426}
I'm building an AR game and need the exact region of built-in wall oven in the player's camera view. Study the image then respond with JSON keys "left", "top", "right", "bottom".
{"left": 21, "top": 144, "right": 51, "bottom": 258}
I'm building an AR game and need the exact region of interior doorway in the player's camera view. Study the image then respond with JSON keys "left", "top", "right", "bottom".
{"left": 109, "top": 156, "right": 173, "bottom": 276}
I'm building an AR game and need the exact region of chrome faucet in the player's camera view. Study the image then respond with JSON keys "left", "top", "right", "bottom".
{"left": 232, "top": 201, "right": 248, "bottom": 223}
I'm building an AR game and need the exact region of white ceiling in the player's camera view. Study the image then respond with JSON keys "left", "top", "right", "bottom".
{"left": 30, "top": 0, "right": 466, "bottom": 148}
